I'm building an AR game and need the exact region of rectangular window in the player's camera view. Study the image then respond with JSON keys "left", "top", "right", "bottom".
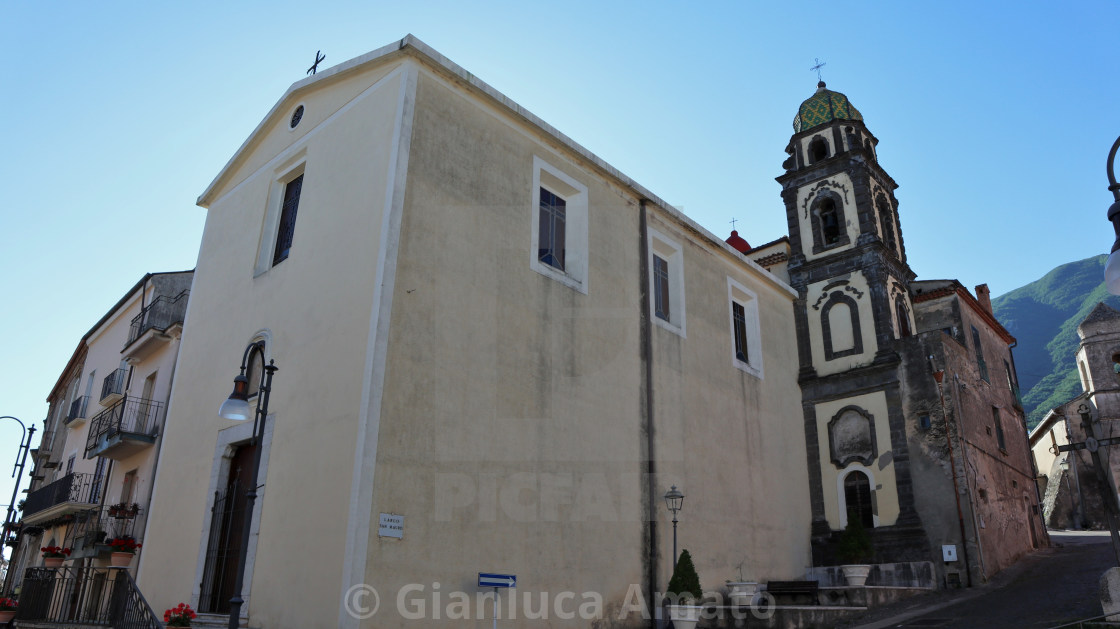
{"left": 66, "top": 454, "right": 75, "bottom": 475}
{"left": 919, "top": 413, "right": 931, "bottom": 430}
{"left": 972, "top": 325, "right": 989, "bottom": 382}
{"left": 727, "top": 278, "right": 763, "bottom": 377}
{"left": 653, "top": 254, "right": 670, "bottom": 321}
{"left": 992, "top": 407, "right": 1006, "bottom": 451}
{"left": 537, "top": 187, "right": 566, "bottom": 271}
{"left": 733, "top": 302, "right": 748, "bottom": 362}
{"left": 529, "top": 157, "right": 589, "bottom": 293}
{"left": 273, "top": 174, "right": 304, "bottom": 265}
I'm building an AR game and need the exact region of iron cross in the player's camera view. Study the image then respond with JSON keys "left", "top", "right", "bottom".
{"left": 1055, "top": 404, "right": 1120, "bottom": 454}
{"left": 730, "top": 218, "right": 739, "bottom": 231}
{"left": 810, "top": 58, "right": 826, "bottom": 82}
{"left": 307, "top": 50, "right": 326, "bottom": 75}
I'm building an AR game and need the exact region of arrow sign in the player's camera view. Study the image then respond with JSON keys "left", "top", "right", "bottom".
{"left": 478, "top": 573, "right": 516, "bottom": 588}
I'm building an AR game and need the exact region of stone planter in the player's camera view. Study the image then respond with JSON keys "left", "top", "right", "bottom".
{"left": 667, "top": 603, "right": 703, "bottom": 629}
{"left": 841, "top": 564, "right": 871, "bottom": 587}
{"left": 0, "top": 609, "right": 15, "bottom": 623}
{"left": 726, "top": 581, "right": 759, "bottom": 606}
{"left": 110, "top": 552, "right": 135, "bottom": 568}
{"left": 43, "top": 556, "right": 65, "bottom": 568}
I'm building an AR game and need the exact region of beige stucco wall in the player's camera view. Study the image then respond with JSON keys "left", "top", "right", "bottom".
{"left": 141, "top": 64, "right": 406, "bottom": 626}
{"left": 814, "top": 392, "right": 900, "bottom": 530}
{"left": 806, "top": 271, "right": 878, "bottom": 377}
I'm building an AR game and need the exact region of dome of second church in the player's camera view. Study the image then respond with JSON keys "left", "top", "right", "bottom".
{"left": 793, "top": 82, "right": 863, "bottom": 133}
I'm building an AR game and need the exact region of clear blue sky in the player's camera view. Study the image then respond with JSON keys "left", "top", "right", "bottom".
{"left": 2, "top": 2, "right": 1118, "bottom": 543}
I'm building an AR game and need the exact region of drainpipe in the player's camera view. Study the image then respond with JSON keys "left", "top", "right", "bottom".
{"left": 953, "top": 374, "right": 988, "bottom": 581}
{"left": 934, "top": 371, "right": 973, "bottom": 588}
{"left": 638, "top": 199, "right": 659, "bottom": 628}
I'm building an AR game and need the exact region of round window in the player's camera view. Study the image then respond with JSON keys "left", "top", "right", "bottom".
{"left": 290, "top": 105, "right": 305, "bottom": 129}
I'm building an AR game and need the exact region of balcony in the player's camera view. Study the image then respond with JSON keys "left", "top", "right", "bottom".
{"left": 86, "top": 396, "right": 162, "bottom": 460}
{"left": 23, "top": 473, "right": 101, "bottom": 525}
{"left": 65, "top": 505, "right": 145, "bottom": 559}
{"left": 100, "top": 369, "right": 127, "bottom": 405}
{"left": 123, "top": 290, "right": 189, "bottom": 362}
{"left": 65, "top": 395, "right": 90, "bottom": 427}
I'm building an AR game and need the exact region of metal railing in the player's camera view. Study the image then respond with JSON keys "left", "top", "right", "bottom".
{"left": 126, "top": 289, "right": 189, "bottom": 349}
{"left": 66, "top": 505, "right": 144, "bottom": 554}
{"left": 100, "top": 369, "right": 127, "bottom": 403}
{"left": 66, "top": 396, "right": 90, "bottom": 424}
{"left": 38, "top": 428, "right": 55, "bottom": 454}
{"left": 24, "top": 473, "right": 100, "bottom": 516}
{"left": 86, "top": 396, "right": 163, "bottom": 455}
{"left": 17, "top": 566, "right": 161, "bottom": 628}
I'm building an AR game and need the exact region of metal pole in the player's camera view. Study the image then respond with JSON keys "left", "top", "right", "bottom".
{"left": 671, "top": 513, "right": 678, "bottom": 568}
{"left": 228, "top": 346, "right": 277, "bottom": 629}
{"left": 1, "top": 416, "right": 34, "bottom": 597}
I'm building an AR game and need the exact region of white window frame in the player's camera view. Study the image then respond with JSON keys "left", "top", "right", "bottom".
{"left": 727, "top": 277, "right": 763, "bottom": 378}
{"left": 647, "top": 228, "right": 686, "bottom": 337}
{"left": 255, "top": 156, "right": 307, "bottom": 276}
{"left": 530, "top": 156, "right": 588, "bottom": 294}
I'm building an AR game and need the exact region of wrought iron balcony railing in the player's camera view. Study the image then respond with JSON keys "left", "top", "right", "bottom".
{"left": 101, "top": 369, "right": 127, "bottom": 403}
{"left": 126, "top": 289, "right": 189, "bottom": 349}
{"left": 18, "top": 566, "right": 161, "bottom": 628}
{"left": 66, "top": 395, "right": 90, "bottom": 424}
{"left": 86, "top": 396, "right": 163, "bottom": 456}
{"left": 66, "top": 505, "right": 145, "bottom": 555}
{"left": 23, "top": 473, "right": 100, "bottom": 517}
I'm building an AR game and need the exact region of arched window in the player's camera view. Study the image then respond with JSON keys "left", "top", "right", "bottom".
{"left": 895, "top": 300, "right": 912, "bottom": 338}
{"left": 809, "top": 137, "right": 830, "bottom": 163}
{"left": 877, "top": 197, "right": 897, "bottom": 253}
{"left": 820, "top": 199, "right": 840, "bottom": 245}
{"left": 844, "top": 471, "right": 874, "bottom": 529}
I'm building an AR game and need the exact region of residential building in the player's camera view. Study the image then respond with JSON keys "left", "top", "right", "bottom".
{"left": 6, "top": 272, "right": 191, "bottom": 600}
{"left": 138, "top": 36, "right": 812, "bottom": 629}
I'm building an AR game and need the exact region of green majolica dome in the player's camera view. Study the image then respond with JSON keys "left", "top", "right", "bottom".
{"left": 793, "top": 82, "right": 863, "bottom": 133}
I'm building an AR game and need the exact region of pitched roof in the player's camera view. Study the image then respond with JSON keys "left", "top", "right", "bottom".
{"left": 1080, "top": 302, "right": 1120, "bottom": 327}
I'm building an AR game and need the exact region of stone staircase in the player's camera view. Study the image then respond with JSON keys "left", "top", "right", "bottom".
{"left": 191, "top": 613, "right": 250, "bottom": 629}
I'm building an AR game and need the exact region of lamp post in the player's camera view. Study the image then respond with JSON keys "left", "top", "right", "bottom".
{"left": 1, "top": 416, "right": 35, "bottom": 597}
{"left": 217, "top": 341, "right": 277, "bottom": 629}
{"left": 663, "top": 485, "right": 684, "bottom": 568}
{"left": 1102, "top": 135, "right": 1120, "bottom": 294}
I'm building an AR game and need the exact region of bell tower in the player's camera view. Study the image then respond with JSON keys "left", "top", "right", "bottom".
{"left": 777, "top": 81, "right": 925, "bottom": 562}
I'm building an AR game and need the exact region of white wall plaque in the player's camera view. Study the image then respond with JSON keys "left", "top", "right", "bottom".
{"left": 379, "top": 513, "right": 404, "bottom": 539}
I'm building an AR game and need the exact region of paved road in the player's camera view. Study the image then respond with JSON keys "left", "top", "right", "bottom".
{"left": 844, "top": 531, "right": 1116, "bottom": 629}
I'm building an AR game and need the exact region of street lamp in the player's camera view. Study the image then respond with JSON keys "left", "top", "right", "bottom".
{"left": 1102, "top": 135, "right": 1120, "bottom": 294}
{"left": 663, "top": 485, "right": 684, "bottom": 568}
{"left": 217, "top": 341, "right": 277, "bottom": 629}
{"left": 1, "top": 416, "right": 36, "bottom": 597}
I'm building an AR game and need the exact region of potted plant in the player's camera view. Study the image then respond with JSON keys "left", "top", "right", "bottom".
{"left": 725, "top": 560, "right": 758, "bottom": 606}
{"left": 836, "top": 511, "right": 874, "bottom": 587}
{"left": 666, "top": 549, "right": 703, "bottom": 629}
{"left": 107, "top": 536, "right": 141, "bottom": 567}
{"left": 164, "top": 602, "right": 198, "bottom": 627}
{"left": 40, "top": 545, "right": 71, "bottom": 568}
{"left": 0, "top": 596, "right": 17, "bottom": 623}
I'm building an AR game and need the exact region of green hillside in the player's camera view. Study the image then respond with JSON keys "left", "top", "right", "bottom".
{"left": 991, "top": 255, "right": 1120, "bottom": 429}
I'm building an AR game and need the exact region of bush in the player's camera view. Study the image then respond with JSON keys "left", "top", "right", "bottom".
{"left": 667, "top": 549, "right": 703, "bottom": 601}
{"left": 836, "top": 511, "right": 874, "bottom": 564}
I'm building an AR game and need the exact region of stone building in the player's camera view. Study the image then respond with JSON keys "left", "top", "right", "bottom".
{"left": 1030, "top": 303, "right": 1120, "bottom": 530}
{"left": 136, "top": 36, "right": 812, "bottom": 628}
{"left": 737, "top": 82, "right": 1045, "bottom": 587}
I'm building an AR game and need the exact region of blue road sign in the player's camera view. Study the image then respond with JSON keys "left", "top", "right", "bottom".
{"left": 478, "top": 573, "right": 516, "bottom": 588}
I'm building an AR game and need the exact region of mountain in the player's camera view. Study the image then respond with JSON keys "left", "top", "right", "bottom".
{"left": 990, "top": 255, "right": 1120, "bottom": 429}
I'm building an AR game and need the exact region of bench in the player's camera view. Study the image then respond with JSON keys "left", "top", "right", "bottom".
{"left": 765, "top": 580, "right": 819, "bottom": 605}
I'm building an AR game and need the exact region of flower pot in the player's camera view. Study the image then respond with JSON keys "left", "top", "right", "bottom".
{"left": 667, "top": 603, "right": 703, "bottom": 629}
{"left": 43, "top": 556, "right": 64, "bottom": 568}
{"left": 841, "top": 564, "right": 871, "bottom": 587}
{"left": 726, "top": 581, "right": 759, "bottom": 606}
{"left": 0, "top": 610, "right": 15, "bottom": 622}
{"left": 110, "top": 552, "right": 134, "bottom": 568}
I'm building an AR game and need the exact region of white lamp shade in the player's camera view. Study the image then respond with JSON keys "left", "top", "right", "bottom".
{"left": 1106, "top": 250, "right": 1120, "bottom": 296}
{"left": 218, "top": 397, "right": 252, "bottom": 421}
